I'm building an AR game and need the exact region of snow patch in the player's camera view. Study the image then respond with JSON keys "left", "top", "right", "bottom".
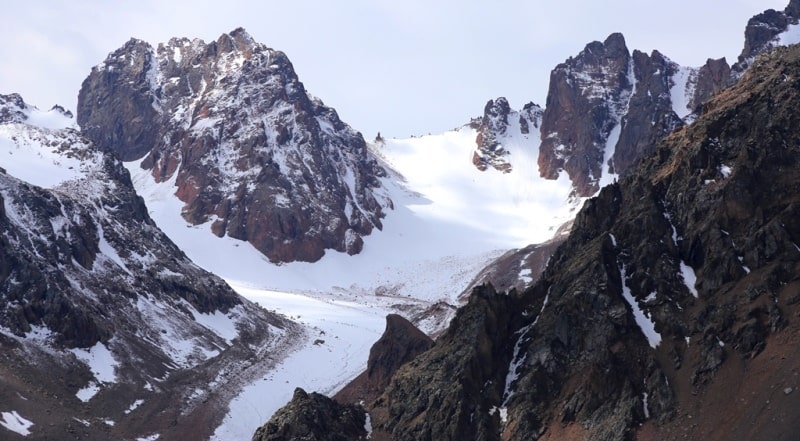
{"left": 620, "top": 263, "right": 661, "bottom": 348}
{"left": 364, "top": 411, "right": 373, "bottom": 439}
{"left": 70, "top": 341, "right": 119, "bottom": 384}
{"left": 679, "top": 262, "right": 699, "bottom": 298}
{"left": 778, "top": 23, "right": 800, "bottom": 46}
{"left": 669, "top": 66, "right": 696, "bottom": 119}
{"left": 0, "top": 411, "right": 34, "bottom": 436}
{"left": 125, "top": 399, "right": 145, "bottom": 414}
{"left": 76, "top": 382, "right": 101, "bottom": 402}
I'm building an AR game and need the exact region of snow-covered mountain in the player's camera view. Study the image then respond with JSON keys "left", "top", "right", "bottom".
{"left": 0, "top": 94, "right": 300, "bottom": 440}
{"left": 258, "top": 28, "right": 800, "bottom": 441}
{"left": 78, "top": 28, "right": 389, "bottom": 264}
{"left": 6, "top": 2, "right": 800, "bottom": 441}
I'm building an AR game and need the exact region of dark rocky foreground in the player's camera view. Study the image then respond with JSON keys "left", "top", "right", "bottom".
{"left": 257, "top": 41, "right": 800, "bottom": 441}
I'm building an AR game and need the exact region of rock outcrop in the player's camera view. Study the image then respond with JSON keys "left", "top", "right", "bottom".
{"left": 472, "top": 98, "right": 542, "bottom": 173}
{"left": 78, "top": 28, "right": 390, "bottom": 263}
{"left": 253, "top": 388, "right": 368, "bottom": 441}
{"left": 733, "top": 0, "right": 800, "bottom": 76}
{"left": 335, "top": 314, "right": 433, "bottom": 405}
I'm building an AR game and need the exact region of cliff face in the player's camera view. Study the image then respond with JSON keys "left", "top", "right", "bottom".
{"left": 536, "top": 34, "right": 731, "bottom": 197}
{"left": 78, "top": 28, "right": 390, "bottom": 263}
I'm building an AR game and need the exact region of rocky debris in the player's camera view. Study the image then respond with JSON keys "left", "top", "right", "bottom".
{"left": 334, "top": 314, "right": 433, "bottom": 405}
{"left": 0, "top": 95, "right": 300, "bottom": 440}
{"left": 733, "top": 0, "right": 800, "bottom": 76}
{"left": 252, "top": 388, "right": 368, "bottom": 441}
{"left": 78, "top": 28, "right": 390, "bottom": 263}
{"left": 472, "top": 98, "right": 542, "bottom": 173}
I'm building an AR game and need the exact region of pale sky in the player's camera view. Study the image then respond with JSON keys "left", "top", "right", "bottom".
{"left": 0, "top": 1, "right": 790, "bottom": 138}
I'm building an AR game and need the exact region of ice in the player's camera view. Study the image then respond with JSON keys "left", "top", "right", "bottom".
{"left": 0, "top": 411, "right": 33, "bottom": 437}
{"left": 124, "top": 124, "right": 581, "bottom": 306}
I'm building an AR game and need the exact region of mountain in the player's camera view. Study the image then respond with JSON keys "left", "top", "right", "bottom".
{"left": 0, "top": 94, "right": 300, "bottom": 440}
{"left": 473, "top": 1, "right": 800, "bottom": 199}
{"left": 77, "top": 28, "right": 391, "bottom": 263}
{"left": 257, "top": 17, "right": 800, "bottom": 441}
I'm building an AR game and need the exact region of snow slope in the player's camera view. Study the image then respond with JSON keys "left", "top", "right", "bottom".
{"left": 125, "top": 125, "right": 579, "bottom": 306}
{"left": 126, "top": 123, "right": 582, "bottom": 438}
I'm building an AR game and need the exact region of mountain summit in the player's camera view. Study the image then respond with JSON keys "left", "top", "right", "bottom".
{"left": 78, "top": 28, "right": 391, "bottom": 263}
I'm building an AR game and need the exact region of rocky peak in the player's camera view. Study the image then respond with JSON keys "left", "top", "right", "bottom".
{"left": 0, "top": 93, "right": 28, "bottom": 123}
{"left": 733, "top": 1, "right": 800, "bottom": 76}
{"left": 472, "top": 97, "right": 542, "bottom": 173}
{"left": 334, "top": 314, "right": 433, "bottom": 405}
{"left": 253, "top": 388, "right": 368, "bottom": 441}
{"left": 78, "top": 29, "right": 390, "bottom": 263}
{"left": 538, "top": 32, "right": 634, "bottom": 196}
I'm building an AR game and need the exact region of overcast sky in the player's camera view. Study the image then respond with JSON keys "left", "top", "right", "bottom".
{"left": 0, "top": 0, "right": 789, "bottom": 138}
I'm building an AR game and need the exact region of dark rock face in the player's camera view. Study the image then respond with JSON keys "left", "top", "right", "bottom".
{"left": 253, "top": 388, "right": 368, "bottom": 441}
{"left": 612, "top": 50, "right": 685, "bottom": 177}
{"left": 370, "top": 285, "right": 518, "bottom": 441}
{"left": 733, "top": 0, "right": 800, "bottom": 75}
{"left": 335, "top": 314, "right": 433, "bottom": 405}
{"left": 472, "top": 98, "right": 542, "bottom": 173}
{"left": 78, "top": 28, "right": 389, "bottom": 263}
{"left": 538, "top": 33, "right": 634, "bottom": 196}
{"left": 689, "top": 58, "right": 733, "bottom": 114}
{"left": 0, "top": 96, "right": 300, "bottom": 440}
{"left": 536, "top": 35, "right": 734, "bottom": 198}
{"left": 379, "top": 43, "right": 800, "bottom": 440}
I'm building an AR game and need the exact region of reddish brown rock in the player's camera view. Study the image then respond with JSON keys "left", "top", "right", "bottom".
{"left": 78, "top": 28, "right": 389, "bottom": 263}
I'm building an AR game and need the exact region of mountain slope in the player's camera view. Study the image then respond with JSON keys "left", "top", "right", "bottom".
{"left": 78, "top": 28, "right": 390, "bottom": 263}
{"left": 0, "top": 95, "right": 300, "bottom": 440}
{"left": 368, "top": 41, "right": 800, "bottom": 441}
